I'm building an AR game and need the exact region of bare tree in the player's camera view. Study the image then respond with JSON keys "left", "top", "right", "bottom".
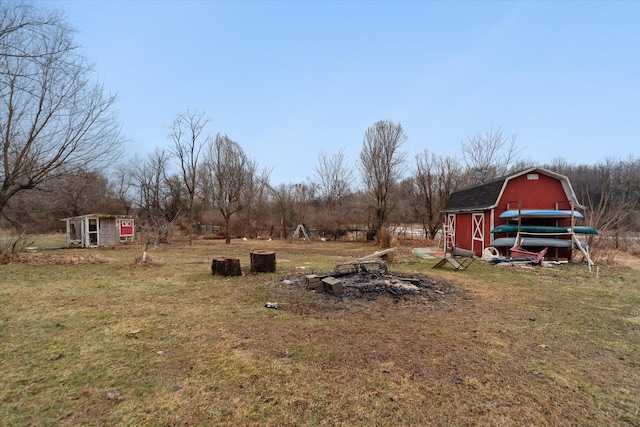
{"left": 359, "top": 120, "right": 408, "bottom": 239}
{"left": 111, "top": 163, "right": 135, "bottom": 215}
{"left": 265, "top": 181, "right": 313, "bottom": 240}
{"left": 268, "top": 183, "right": 297, "bottom": 240}
{"left": 460, "top": 126, "right": 522, "bottom": 180}
{"left": 293, "top": 182, "right": 313, "bottom": 229}
{"left": 52, "top": 168, "right": 111, "bottom": 217}
{"left": 168, "top": 110, "right": 208, "bottom": 243}
{"left": 130, "top": 150, "right": 186, "bottom": 253}
{"left": 133, "top": 150, "right": 182, "bottom": 224}
{"left": 413, "top": 150, "right": 464, "bottom": 239}
{"left": 0, "top": 1, "right": 123, "bottom": 220}
{"left": 312, "top": 147, "right": 353, "bottom": 238}
{"left": 238, "top": 166, "right": 271, "bottom": 238}
{"left": 314, "top": 148, "right": 352, "bottom": 199}
{"left": 577, "top": 160, "right": 638, "bottom": 231}
{"left": 205, "top": 134, "right": 256, "bottom": 244}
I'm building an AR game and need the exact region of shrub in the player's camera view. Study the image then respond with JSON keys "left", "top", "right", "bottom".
{"left": 0, "top": 232, "right": 35, "bottom": 264}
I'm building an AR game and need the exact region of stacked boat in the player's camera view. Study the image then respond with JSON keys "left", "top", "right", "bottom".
{"left": 490, "top": 209, "right": 597, "bottom": 265}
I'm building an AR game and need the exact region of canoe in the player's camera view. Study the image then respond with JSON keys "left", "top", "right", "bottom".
{"left": 490, "top": 237, "right": 589, "bottom": 249}
{"left": 490, "top": 224, "right": 598, "bottom": 235}
{"left": 499, "top": 210, "right": 584, "bottom": 219}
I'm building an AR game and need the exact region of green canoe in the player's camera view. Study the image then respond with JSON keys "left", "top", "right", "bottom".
{"left": 490, "top": 224, "right": 599, "bottom": 235}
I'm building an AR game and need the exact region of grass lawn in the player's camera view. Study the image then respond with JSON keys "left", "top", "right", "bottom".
{"left": 1, "top": 239, "right": 639, "bottom": 426}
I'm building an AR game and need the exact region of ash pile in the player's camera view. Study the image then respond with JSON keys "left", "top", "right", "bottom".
{"left": 284, "top": 260, "right": 453, "bottom": 300}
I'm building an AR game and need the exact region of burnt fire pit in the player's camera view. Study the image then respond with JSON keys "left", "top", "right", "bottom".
{"left": 283, "top": 260, "right": 454, "bottom": 300}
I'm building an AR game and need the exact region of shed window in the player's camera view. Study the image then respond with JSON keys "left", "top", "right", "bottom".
{"left": 527, "top": 173, "right": 539, "bottom": 180}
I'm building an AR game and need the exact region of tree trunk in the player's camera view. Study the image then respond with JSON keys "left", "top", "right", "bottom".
{"left": 211, "top": 257, "right": 242, "bottom": 276}
{"left": 221, "top": 209, "right": 232, "bottom": 244}
{"left": 250, "top": 251, "right": 276, "bottom": 273}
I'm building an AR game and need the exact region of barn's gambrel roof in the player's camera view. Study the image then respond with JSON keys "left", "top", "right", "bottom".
{"left": 444, "top": 167, "right": 584, "bottom": 213}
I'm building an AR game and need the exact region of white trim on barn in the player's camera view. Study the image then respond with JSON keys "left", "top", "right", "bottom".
{"left": 490, "top": 167, "right": 584, "bottom": 211}
{"left": 62, "top": 214, "right": 135, "bottom": 248}
{"left": 446, "top": 213, "right": 456, "bottom": 249}
{"left": 490, "top": 208, "right": 495, "bottom": 244}
{"left": 472, "top": 212, "right": 484, "bottom": 253}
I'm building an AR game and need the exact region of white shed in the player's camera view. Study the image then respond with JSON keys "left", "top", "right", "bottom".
{"left": 62, "top": 214, "right": 135, "bottom": 248}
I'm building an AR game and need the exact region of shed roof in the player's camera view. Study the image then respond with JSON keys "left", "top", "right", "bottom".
{"left": 444, "top": 167, "right": 584, "bottom": 212}
{"left": 61, "top": 214, "right": 134, "bottom": 221}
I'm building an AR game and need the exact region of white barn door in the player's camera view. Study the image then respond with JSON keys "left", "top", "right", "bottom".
{"left": 472, "top": 213, "right": 484, "bottom": 254}
{"left": 445, "top": 214, "right": 456, "bottom": 250}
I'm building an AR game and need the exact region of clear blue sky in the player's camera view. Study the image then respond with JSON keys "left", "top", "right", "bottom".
{"left": 46, "top": 1, "right": 639, "bottom": 185}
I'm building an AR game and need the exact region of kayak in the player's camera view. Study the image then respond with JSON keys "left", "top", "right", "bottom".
{"left": 490, "top": 237, "right": 589, "bottom": 249}
{"left": 499, "top": 210, "right": 584, "bottom": 219}
{"left": 490, "top": 224, "right": 598, "bottom": 235}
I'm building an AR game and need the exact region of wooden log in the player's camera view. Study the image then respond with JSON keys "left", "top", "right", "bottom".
{"left": 250, "top": 251, "right": 276, "bottom": 273}
{"left": 211, "top": 257, "right": 242, "bottom": 276}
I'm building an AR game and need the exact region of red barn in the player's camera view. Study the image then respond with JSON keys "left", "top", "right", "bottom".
{"left": 443, "top": 168, "right": 585, "bottom": 259}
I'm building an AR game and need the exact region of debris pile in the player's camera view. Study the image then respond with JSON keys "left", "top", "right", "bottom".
{"left": 14, "top": 252, "right": 109, "bottom": 265}
{"left": 283, "top": 260, "right": 454, "bottom": 300}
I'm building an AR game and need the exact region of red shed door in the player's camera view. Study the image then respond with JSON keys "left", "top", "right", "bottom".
{"left": 119, "top": 219, "right": 134, "bottom": 237}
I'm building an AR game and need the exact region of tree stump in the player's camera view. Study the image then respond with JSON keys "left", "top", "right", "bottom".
{"left": 250, "top": 251, "right": 276, "bottom": 273}
{"left": 211, "top": 257, "right": 242, "bottom": 276}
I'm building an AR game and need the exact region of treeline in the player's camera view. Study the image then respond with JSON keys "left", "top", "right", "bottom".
{"left": 3, "top": 120, "right": 638, "bottom": 242}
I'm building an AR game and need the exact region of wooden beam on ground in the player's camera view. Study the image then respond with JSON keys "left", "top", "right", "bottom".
{"left": 356, "top": 247, "right": 398, "bottom": 261}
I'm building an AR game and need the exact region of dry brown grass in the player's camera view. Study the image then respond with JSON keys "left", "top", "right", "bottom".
{"left": 589, "top": 233, "right": 640, "bottom": 266}
{"left": 1, "top": 239, "right": 639, "bottom": 426}
{"left": 12, "top": 252, "right": 110, "bottom": 265}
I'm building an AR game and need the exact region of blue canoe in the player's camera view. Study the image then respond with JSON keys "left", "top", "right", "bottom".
{"left": 490, "top": 224, "right": 598, "bottom": 235}
{"left": 499, "top": 210, "right": 584, "bottom": 219}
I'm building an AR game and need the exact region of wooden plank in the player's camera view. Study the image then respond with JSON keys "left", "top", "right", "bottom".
{"left": 357, "top": 247, "right": 397, "bottom": 261}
